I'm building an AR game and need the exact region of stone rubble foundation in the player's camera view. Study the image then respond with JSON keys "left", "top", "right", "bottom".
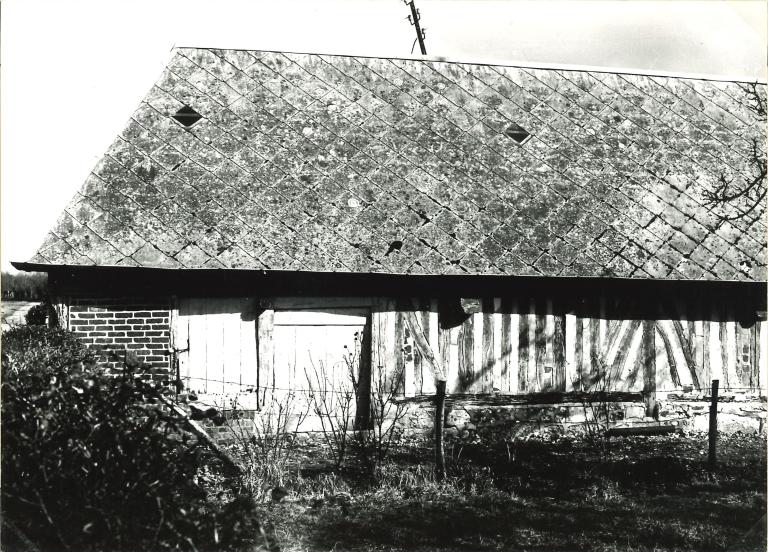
{"left": 183, "top": 391, "right": 766, "bottom": 446}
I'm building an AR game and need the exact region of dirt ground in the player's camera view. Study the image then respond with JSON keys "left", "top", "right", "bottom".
{"left": 1, "top": 301, "right": 36, "bottom": 329}
{"left": 252, "top": 432, "right": 766, "bottom": 552}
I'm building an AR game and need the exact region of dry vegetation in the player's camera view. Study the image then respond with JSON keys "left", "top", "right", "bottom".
{"left": 212, "top": 430, "right": 766, "bottom": 552}
{"left": 3, "top": 325, "right": 765, "bottom": 551}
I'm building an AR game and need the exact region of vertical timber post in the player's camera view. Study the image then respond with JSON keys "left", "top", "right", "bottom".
{"left": 708, "top": 379, "right": 719, "bottom": 469}
{"left": 256, "top": 300, "right": 275, "bottom": 409}
{"left": 403, "top": 307, "right": 446, "bottom": 481}
{"left": 169, "top": 295, "right": 179, "bottom": 398}
{"left": 642, "top": 320, "right": 657, "bottom": 418}
{"left": 435, "top": 379, "right": 447, "bottom": 481}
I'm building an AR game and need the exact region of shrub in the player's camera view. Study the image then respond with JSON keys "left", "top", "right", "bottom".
{"left": 224, "top": 391, "right": 309, "bottom": 501}
{"left": 572, "top": 356, "right": 616, "bottom": 459}
{"left": 1, "top": 326, "right": 262, "bottom": 551}
{"left": 25, "top": 302, "right": 57, "bottom": 326}
{"left": 1, "top": 325, "right": 94, "bottom": 377}
{"left": 354, "top": 338, "right": 407, "bottom": 467}
{"left": 304, "top": 331, "right": 407, "bottom": 471}
{"left": 305, "top": 358, "right": 356, "bottom": 468}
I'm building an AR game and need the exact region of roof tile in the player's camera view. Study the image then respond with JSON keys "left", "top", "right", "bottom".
{"left": 26, "top": 49, "right": 766, "bottom": 281}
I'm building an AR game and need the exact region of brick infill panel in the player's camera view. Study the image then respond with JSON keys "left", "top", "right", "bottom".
{"left": 68, "top": 297, "right": 172, "bottom": 377}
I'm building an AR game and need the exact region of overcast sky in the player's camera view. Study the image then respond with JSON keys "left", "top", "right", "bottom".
{"left": 2, "top": 0, "right": 766, "bottom": 272}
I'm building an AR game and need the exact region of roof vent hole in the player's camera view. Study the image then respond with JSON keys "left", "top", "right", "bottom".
{"left": 172, "top": 105, "right": 203, "bottom": 128}
{"left": 385, "top": 240, "right": 403, "bottom": 256}
{"left": 504, "top": 123, "right": 531, "bottom": 145}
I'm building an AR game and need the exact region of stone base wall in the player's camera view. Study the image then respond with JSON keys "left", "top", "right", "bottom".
{"left": 658, "top": 390, "right": 766, "bottom": 434}
{"left": 396, "top": 393, "right": 767, "bottom": 443}
{"left": 181, "top": 391, "right": 766, "bottom": 447}
{"left": 198, "top": 409, "right": 261, "bottom": 447}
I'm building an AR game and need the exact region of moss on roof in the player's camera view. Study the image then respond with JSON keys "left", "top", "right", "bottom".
{"left": 29, "top": 48, "right": 767, "bottom": 281}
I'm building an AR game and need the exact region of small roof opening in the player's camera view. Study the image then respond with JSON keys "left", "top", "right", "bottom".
{"left": 172, "top": 105, "right": 202, "bottom": 128}
{"left": 504, "top": 123, "right": 531, "bottom": 145}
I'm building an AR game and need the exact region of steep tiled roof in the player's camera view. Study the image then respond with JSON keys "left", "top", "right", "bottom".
{"left": 28, "top": 48, "right": 766, "bottom": 281}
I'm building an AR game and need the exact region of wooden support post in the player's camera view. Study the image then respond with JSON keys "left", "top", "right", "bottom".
{"left": 257, "top": 302, "right": 275, "bottom": 408}
{"left": 553, "top": 312, "right": 566, "bottom": 391}
{"left": 708, "top": 379, "right": 719, "bottom": 469}
{"left": 403, "top": 303, "right": 447, "bottom": 481}
{"left": 564, "top": 309, "right": 577, "bottom": 391}
{"left": 435, "top": 379, "right": 447, "bottom": 481}
{"left": 642, "top": 320, "right": 657, "bottom": 418}
{"left": 758, "top": 320, "right": 767, "bottom": 389}
{"left": 169, "top": 295, "right": 180, "bottom": 396}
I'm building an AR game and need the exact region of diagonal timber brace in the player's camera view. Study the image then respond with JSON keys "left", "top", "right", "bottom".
{"left": 402, "top": 306, "right": 446, "bottom": 382}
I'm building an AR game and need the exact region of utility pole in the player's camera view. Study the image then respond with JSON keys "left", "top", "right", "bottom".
{"left": 405, "top": 0, "right": 427, "bottom": 55}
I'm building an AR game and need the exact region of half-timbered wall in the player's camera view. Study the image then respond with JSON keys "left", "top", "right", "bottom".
{"left": 173, "top": 295, "right": 765, "bottom": 403}
{"left": 376, "top": 297, "right": 764, "bottom": 398}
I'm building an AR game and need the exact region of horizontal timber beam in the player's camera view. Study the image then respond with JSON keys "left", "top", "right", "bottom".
{"left": 37, "top": 266, "right": 767, "bottom": 314}
{"left": 396, "top": 391, "right": 644, "bottom": 406}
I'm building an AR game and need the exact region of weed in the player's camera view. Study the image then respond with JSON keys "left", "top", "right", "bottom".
{"left": 582, "top": 476, "right": 625, "bottom": 505}
{"left": 572, "top": 355, "right": 619, "bottom": 460}
{"left": 305, "top": 331, "right": 408, "bottom": 471}
{"left": 224, "top": 391, "right": 309, "bottom": 502}
{"left": 305, "top": 357, "right": 356, "bottom": 468}
{"left": 352, "top": 333, "right": 408, "bottom": 468}
{"left": 247, "top": 432, "right": 766, "bottom": 552}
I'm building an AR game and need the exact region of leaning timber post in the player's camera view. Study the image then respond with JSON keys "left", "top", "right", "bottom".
{"left": 642, "top": 320, "right": 657, "bottom": 418}
{"left": 434, "top": 380, "right": 447, "bottom": 480}
{"left": 403, "top": 307, "right": 447, "bottom": 480}
{"left": 708, "top": 379, "right": 719, "bottom": 469}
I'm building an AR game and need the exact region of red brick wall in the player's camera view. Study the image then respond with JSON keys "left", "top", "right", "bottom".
{"left": 67, "top": 297, "right": 172, "bottom": 377}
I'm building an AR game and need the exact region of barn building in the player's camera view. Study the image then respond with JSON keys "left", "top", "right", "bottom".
{"left": 14, "top": 48, "right": 767, "bottom": 436}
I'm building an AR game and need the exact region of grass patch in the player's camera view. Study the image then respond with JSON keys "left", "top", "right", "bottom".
{"left": 243, "top": 432, "right": 766, "bottom": 551}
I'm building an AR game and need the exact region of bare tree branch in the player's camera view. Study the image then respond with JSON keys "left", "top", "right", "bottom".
{"left": 702, "top": 83, "right": 766, "bottom": 222}
{"left": 737, "top": 82, "right": 767, "bottom": 118}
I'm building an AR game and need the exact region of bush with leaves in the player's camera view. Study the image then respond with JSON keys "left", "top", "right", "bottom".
{"left": 24, "top": 302, "right": 58, "bottom": 326}
{"left": 1, "top": 325, "right": 94, "bottom": 376}
{"left": 1, "top": 326, "right": 263, "bottom": 552}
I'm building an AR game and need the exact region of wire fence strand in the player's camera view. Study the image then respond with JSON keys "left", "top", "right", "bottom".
{"left": 177, "top": 375, "right": 764, "bottom": 397}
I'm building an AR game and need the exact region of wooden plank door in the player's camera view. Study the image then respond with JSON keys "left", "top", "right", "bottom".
{"left": 176, "top": 297, "right": 258, "bottom": 396}
{"left": 273, "top": 307, "right": 371, "bottom": 425}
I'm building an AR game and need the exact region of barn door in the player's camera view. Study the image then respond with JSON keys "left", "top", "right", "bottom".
{"left": 272, "top": 307, "right": 371, "bottom": 427}
{"left": 176, "top": 297, "right": 258, "bottom": 396}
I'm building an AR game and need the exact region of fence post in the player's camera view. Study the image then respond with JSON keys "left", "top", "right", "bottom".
{"left": 642, "top": 320, "right": 657, "bottom": 417}
{"left": 435, "top": 380, "right": 447, "bottom": 481}
{"left": 708, "top": 379, "right": 719, "bottom": 469}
